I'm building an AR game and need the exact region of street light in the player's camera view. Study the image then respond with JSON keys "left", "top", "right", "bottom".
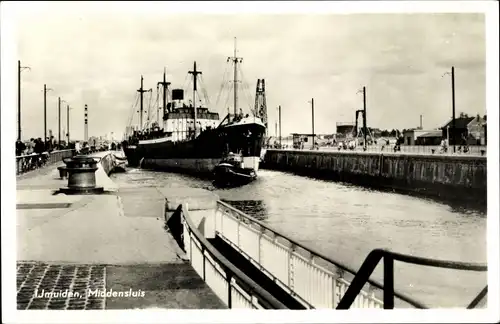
{"left": 43, "top": 85, "right": 54, "bottom": 146}
{"left": 307, "top": 99, "right": 315, "bottom": 149}
{"left": 59, "top": 98, "right": 67, "bottom": 148}
{"left": 278, "top": 105, "right": 282, "bottom": 148}
{"left": 67, "top": 104, "right": 73, "bottom": 145}
{"left": 18, "top": 60, "right": 31, "bottom": 141}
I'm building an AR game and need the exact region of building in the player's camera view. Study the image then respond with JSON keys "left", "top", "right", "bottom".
{"left": 440, "top": 116, "right": 479, "bottom": 145}
{"left": 370, "top": 128, "right": 382, "bottom": 138}
{"left": 465, "top": 115, "right": 487, "bottom": 145}
{"left": 88, "top": 136, "right": 99, "bottom": 147}
{"left": 336, "top": 122, "right": 355, "bottom": 137}
{"left": 415, "top": 130, "right": 442, "bottom": 145}
{"left": 291, "top": 133, "right": 316, "bottom": 150}
{"left": 402, "top": 129, "right": 438, "bottom": 145}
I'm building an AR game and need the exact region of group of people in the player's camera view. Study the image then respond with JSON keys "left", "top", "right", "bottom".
{"left": 440, "top": 138, "right": 470, "bottom": 153}
{"left": 127, "top": 128, "right": 164, "bottom": 145}
{"left": 337, "top": 140, "right": 358, "bottom": 151}
{"left": 16, "top": 137, "right": 75, "bottom": 156}
{"left": 16, "top": 138, "right": 51, "bottom": 156}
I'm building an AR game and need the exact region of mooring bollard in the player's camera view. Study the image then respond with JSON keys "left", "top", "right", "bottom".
{"left": 59, "top": 155, "right": 104, "bottom": 194}
{"left": 57, "top": 166, "right": 68, "bottom": 179}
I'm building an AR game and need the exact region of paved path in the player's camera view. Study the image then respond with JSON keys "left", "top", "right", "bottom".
{"left": 16, "top": 152, "right": 225, "bottom": 309}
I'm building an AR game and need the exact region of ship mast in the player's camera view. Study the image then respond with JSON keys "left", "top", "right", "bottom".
{"left": 189, "top": 61, "right": 202, "bottom": 137}
{"left": 157, "top": 67, "right": 171, "bottom": 124}
{"left": 137, "top": 75, "right": 152, "bottom": 130}
{"left": 228, "top": 37, "right": 243, "bottom": 118}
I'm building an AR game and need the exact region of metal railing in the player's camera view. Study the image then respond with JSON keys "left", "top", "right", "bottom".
{"left": 173, "top": 204, "right": 288, "bottom": 309}
{"left": 336, "top": 249, "right": 488, "bottom": 309}
{"left": 320, "top": 145, "right": 487, "bottom": 156}
{"left": 214, "top": 201, "right": 383, "bottom": 308}
{"left": 214, "top": 201, "right": 488, "bottom": 309}
{"left": 16, "top": 149, "right": 75, "bottom": 175}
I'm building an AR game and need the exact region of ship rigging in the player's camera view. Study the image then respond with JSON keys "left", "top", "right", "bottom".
{"left": 121, "top": 38, "right": 266, "bottom": 187}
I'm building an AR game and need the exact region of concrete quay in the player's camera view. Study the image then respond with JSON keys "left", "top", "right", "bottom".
{"left": 262, "top": 149, "right": 487, "bottom": 207}
{"left": 16, "top": 151, "right": 225, "bottom": 310}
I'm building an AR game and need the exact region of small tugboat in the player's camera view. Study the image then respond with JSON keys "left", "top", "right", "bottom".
{"left": 213, "top": 152, "right": 257, "bottom": 187}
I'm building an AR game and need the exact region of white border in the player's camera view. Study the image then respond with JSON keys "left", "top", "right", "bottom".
{"left": 2, "top": 1, "right": 499, "bottom": 323}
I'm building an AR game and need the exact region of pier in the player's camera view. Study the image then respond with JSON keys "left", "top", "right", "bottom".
{"left": 16, "top": 151, "right": 225, "bottom": 309}
{"left": 16, "top": 151, "right": 487, "bottom": 310}
{"left": 261, "top": 149, "right": 487, "bottom": 207}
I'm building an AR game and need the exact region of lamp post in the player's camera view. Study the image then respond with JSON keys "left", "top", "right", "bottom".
{"left": 43, "top": 84, "right": 53, "bottom": 146}
{"left": 18, "top": 60, "right": 31, "bottom": 141}
{"left": 451, "top": 66, "right": 456, "bottom": 152}
{"left": 58, "top": 98, "right": 67, "bottom": 148}
{"left": 278, "top": 105, "right": 282, "bottom": 148}
{"left": 308, "top": 99, "right": 315, "bottom": 149}
{"left": 67, "top": 104, "right": 72, "bottom": 145}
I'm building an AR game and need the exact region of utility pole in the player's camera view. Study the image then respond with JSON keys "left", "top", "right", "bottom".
{"left": 279, "top": 105, "right": 282, "bottom": 148}
{"left": 420, "top": 114, "right": 423, "bottom": 129}
{"left": 44, "top": 85, "right": 47, "bottom": 145}
{"left": 311, "top": 98, "right": 315, "bottom": 147}
{"left": 137, "top": 75, "right": 152, "bottom": 130}
{"left": 363, "top": 86, "right": 367, "bottom": 149}
{"left": 67, "top": 104, "right": 71, "bottom": 144}
{"left": 58, "top": 97, "right": 62, "bottom": 147}
{"left": 188, "top": 62, "right": 202, "bottom": 137}
{"left": 157, "top": 67, "right": 171, "bottom": 124}
{"left": 43, "top": 84, "right": 53, "bottom": 146}
{"left": 18, "top": 60, "right": 30, "bottom": 141}
{"left": 228, "top": 37, "right": 243, "bottom": 117}
{"left": 451, "top": 66, "right": 456, "bottom": 153}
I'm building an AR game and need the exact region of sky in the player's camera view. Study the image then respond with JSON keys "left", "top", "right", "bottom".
{"left": 10, "top": 3, "right": 486, "bottom": 141}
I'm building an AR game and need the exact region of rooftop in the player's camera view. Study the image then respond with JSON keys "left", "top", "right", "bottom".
{"left": 441, "top": 117, "right": 475, "bottom": 129}
{"left": 417, "top": 131, "right": 442, "bottom": 138}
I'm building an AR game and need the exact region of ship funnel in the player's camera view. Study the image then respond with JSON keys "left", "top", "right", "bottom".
{"left": 172, "top": 89, "right": 184, "bottom": 101}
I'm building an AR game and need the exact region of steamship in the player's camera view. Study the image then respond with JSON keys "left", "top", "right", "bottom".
{"left": 122, "top": 43, "right": 266, "bottom": 183}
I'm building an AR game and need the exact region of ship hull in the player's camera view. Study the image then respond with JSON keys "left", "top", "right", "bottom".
{"left": 142, "top": 156, "right": 261, "bottom": 178}
{"left": 124, "top": 121, "right": 266, "bottom": 177}
{"left": 213, "top": 163, "right": 257, "bottom": 187}
{"left": 122, "top": 145, "right": 141, "bottom": 167}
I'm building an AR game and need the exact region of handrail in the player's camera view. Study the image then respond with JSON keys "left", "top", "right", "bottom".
{"left": 179, "top": 204, "right": 288, "bottom": 309}
{"left": 16, "top": 149, "right": 76, "bottom": 175}
{"left": 15, "top": 149, "right": 74, "bottom": 160}
{"left": 336, "top": 248, "right": 487, "bottom": 309}
{"left": 218, "top": 201, "right": 392, "bottom": 293}
{"left": 265, "top": 148, "right": 487, "bottom": 160}
{"left": 218, "top": 201, "right": 487, "bottom": 309}
{"left": 219, "top": 201, "right": 361, "bottom": 275}
{"left": 467, "top": 286, "right": 488, "bottom": 309}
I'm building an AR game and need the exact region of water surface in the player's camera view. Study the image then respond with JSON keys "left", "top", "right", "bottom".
{"left": 111, "top": 168, "right": 487, "bottom": 308}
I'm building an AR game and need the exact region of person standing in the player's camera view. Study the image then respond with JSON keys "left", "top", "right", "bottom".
{"left": 34, "top": 138, "right": 44, "bottom": 154}
{"left": 27, "top": 138, "right": 35, "bottom": 154}
{"left": 16, "top": 140, "right": 26, "bottom": 156}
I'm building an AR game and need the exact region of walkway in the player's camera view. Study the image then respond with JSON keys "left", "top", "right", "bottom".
{"left": 16, "top": 152, "right": 226, "bottom": 309}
